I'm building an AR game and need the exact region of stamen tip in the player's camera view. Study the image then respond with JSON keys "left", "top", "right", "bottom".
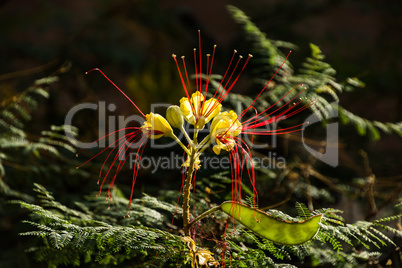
{"left": 239, "top": 55, "right": 243, "bottom": 59}
{"left": 214, "top": 44, "right": 217, "bottom": 48}
{"left": 172, "top": 54, "right": 176, "bottom": 58}
{"left": 234, "top": 49, "right": 237, "bottom": 53}
{"left": 249, "top": 54, "right": 253, "bottom": 58}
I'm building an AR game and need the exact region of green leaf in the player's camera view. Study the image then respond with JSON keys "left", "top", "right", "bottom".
{"left": 221, "top": 202, "right": 322, "bottom": 245}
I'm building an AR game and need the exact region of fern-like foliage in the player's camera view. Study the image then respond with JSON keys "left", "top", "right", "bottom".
{"left": 0, "top": 76, "right": 77, "bottom": 198}
{"left": 15, "top": 184, "right": 402, "bottom": 268}
{"left": 227, "top": 5, "right": 402, "bottom": 140}
{"left": 221, "top": 202, "right": 401, "bottom": 268}
{"left": 15, "top": 183, "right": 187, "bottom": 267}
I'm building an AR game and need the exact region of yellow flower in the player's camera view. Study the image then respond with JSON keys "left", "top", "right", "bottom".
{"left": 141, "top": 113, "right": 173, "bottom": 139}
{"left": 179, "top": 91, "right": 221, "bottom": 129}
{"left": 210, "top": 111, "right": 242, "bottom": 155}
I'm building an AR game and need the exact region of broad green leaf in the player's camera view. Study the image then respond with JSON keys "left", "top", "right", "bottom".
{"left": 221, "top": 202, "right": 322, "bottom": 245}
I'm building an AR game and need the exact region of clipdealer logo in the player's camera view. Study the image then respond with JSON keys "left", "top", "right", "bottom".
{"left": 302, "top": 102, "right": 339, "bottom": 167}
{"left": 64, "top": 101, "right": 339, "bottom": 167}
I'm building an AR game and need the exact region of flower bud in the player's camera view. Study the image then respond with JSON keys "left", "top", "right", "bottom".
{"left": 141, "top": 113, "right": 173, "bottom": 139}
{"left": 166, "top": 105, "right": 184, "bottom": 129}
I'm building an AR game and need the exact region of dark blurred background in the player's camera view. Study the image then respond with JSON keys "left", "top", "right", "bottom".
{"left": 0, "top": 0, "right": 401, "bottom": 265}
{"left": 1, "top": 0, "right": 401, "bottom": 171}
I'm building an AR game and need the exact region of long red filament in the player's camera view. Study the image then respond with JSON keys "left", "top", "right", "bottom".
{"left": 98, "top": 131, "right": 141, "bottom": 180}
{"left": 210, "top": 49, "right": 237, "bottom": 101}
{"left": 200, "top": 45, "right": 217, "bottom": 117}
{"left": 242, "top": 84, "right": 302, "bottom": 126}
{"left": 182, "top": 56, "right": 193, "bottom": 95}
{"left": 86, "top": 68, "right": 145, "bottom": 118}
{"left": 127, "top": 138, "right": 148, "bottom": 216}
{"left": 76, "top": 127, "right": 141, "bottom": 169}
{"left": 105, "top": 133, "right": 140, "bottom": 203}
{"left": 198, "top": 30, "right": 202, "bottom": 96}
{"left": 172, "top": 55, "right": 196, "bottom": 117}
{"left": 99, "top": 132, "right": 144, "bottom": 199}
{"left": 218, "top": 54, "right": 253, "bottom": 104}
{"left": 239, "top": 51, "right": 292, "bottom": 120}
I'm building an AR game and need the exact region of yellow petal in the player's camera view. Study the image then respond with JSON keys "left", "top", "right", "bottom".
{"left": 190, "top": 91, "right": 204, "bottom": 113}
{"left": 179, "top": 92, "right": 222, "bottom": 129}
{"left": 203, "top": 98, "right": 221, "bottom": 123}
{"left": 212, "top": 145, "right": 221, "bottom": 155}
{"left": 179, "top": 97, "right": 193, "bottom": 116}
{"left": 180, "top": 97, "right": 196, "bottom": 125}
{"left": 141, "top": 113, "right": 173, "bottom": 139}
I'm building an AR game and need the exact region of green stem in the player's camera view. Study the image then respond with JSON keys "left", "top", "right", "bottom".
{"left": 193, "top": 129, "right": 199, "bottom": 145}
{"left": 170, "top": 132, "right": 191, "bottom": 155}
{"left": 195, "top": 135, "right": 211, "bottom": 159}
{"left": 196, "top": 134, "right": 211, "bottom": 151}
{"left": 182, "top": 147, "right": 196, "bottom": 236}
{"left": 180, "top": 125, "right": 193, "bottom": 148}
{"left": 188, "top": 205, "right": 222, "bottom": 228}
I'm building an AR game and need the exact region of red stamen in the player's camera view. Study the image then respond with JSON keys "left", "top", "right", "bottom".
{"left": 234, "top": 137, "right": 258, "bottom": 207}
{"left": 172, "top": 55, "right": 196, "bottom": 117}
{"left": 85, "top": 68, "right": 145, "bottom": 118}
{"left": 200, "top": 45, "right": 217, "bottom": 115}
{"left": 242, "top": 94, "right": 314, "bottom": 131}
{"left": 242, "top": 84, "right": 302, "bottom": 126}
{"left": 181, "top": 56, "right": 193, "bottom": 96}
{"left": 76, "top": 127, "right": 141, "bottom": 169}
{"left": 172, "top": 152, "right": 188, "bottom": 225}
{"left": 239, "top": 51, "right": 292, "bottom": 119}
{"left": 105, "top": 133, "right": 140, "bottom": 203}
{"left": 99, "top": 132, "right": 144, "bottom": 199}
{"left": 243, "top": 85, "right": 306, "bottom": 129}
{"left": 210, "top": 49, "right": 238, "bottom": 101}
{"left": 218, "top": 54, "right": 253, "bottom": 103}
{"left": 193, "top": 48, "right": 199, "bottom": 93}
{"left": 198, "top": 30, "right": 202, "bottom": 95}
{"left": 242, "top": 122, "right": 309, "bottom": 135}
{"left": 215, "top": 55, "right": 242, "bottom": 103}
{"left": 126, "top": 138, "right": 148, "bottom": 216}
{"left": 98, "top": 131, "right": 141, "bottom": 179}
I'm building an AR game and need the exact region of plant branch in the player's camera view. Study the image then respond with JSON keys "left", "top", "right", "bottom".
{"left": 189, "top": 205, "right": 222, "bottom": 228}
{"left": 182, "top": 148, "right": 196, "bottom": 236}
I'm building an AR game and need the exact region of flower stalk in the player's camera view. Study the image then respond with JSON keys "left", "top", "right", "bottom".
{"left": 182, "top": 144, "right": 197, "bottom": 236}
